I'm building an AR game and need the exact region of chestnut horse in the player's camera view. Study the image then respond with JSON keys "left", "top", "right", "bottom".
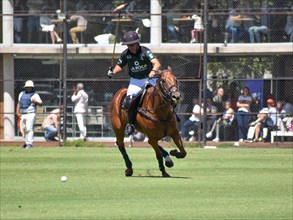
{"left": 110, "top": 67, "right": 187, "bottom": 177}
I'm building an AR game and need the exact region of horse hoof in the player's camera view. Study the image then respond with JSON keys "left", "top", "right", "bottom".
{"left": 170, "top": 149, "right": 178, "bottom": 157}
{"left": 165, "top": 160, "right": 174, "bottom": 168}
{"left": 125, "top": 168, "right": 133, "bottom": 177}
{"left": 162, "top": 171, "right": 171, "bottom": 177}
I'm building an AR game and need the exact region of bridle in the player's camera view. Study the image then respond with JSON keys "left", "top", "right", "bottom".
{"left": 157, "top": 72, "right": 180, "bottom": 107}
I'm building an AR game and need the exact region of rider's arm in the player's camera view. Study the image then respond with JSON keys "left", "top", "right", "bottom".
{"left": 149, "top": 58, "right": 161, "bottom": 78}
{"left": 112, "top": 65, "right": 123, "bottom": 75}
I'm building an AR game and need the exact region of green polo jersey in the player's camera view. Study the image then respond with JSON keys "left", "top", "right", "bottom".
{"left": 117, "top": 46, "right": 156, "bottom": 79}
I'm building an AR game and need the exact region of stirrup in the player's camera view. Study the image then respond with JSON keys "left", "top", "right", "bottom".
{"left": 125, "top": 124, "right": 135, "bottom": 135}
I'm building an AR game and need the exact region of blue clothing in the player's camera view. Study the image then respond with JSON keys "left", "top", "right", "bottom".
{"left": 44, "top": 125, "right": 58, "bottom": 140}
{"left": 236, "top": 111, "right": 249, "bottom": 140}
{"left": 181, "top": 119, "right": 199, "bottom": 139}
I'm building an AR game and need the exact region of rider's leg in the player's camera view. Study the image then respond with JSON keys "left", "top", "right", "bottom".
{"left": 124, "top": 96, "right": 135, "bottom": 135}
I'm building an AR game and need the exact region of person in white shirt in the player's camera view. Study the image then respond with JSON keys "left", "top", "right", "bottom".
{"left": 180, "top": 98, "right": 202, "bottom": 141}
{"left": 206, "top": 101, "right": 235, "bottom": 142}
{"left": 71, "top": 83, "right": 88, "bottom": 141}
{"left": 16, "top": 80, "right": 43, "bottom": 148}
{"left": 190, "top": 14, "right": 204, "bottom": 43}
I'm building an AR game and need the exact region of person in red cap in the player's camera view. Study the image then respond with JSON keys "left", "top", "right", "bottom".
{"left": 267, "top": 98, "right": 277, "bottom": 127}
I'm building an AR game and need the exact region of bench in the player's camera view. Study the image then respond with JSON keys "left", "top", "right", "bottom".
{"left": 270, "top": 130, "right": 293, "bottom": 143}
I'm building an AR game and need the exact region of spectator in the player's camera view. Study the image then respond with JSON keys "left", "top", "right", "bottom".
{"left": 166, "top": 3, "right": 183, "bottom": 43}
{"left": 14, "top": 0, "right": 26, "bottom": 43}
{"left": 284, "top": 6, "right": 293, "bottom": 42}
{"left": 276, "top": 101, "right": 287, "bottom": 131}
{"left": 277, "top": 98, "right": 293, "bottom": 131}
{"left": 190, "top": 14, "right": 204, "bottom": 43}
{"left": 248, "top": 3, "right": 270, "bottom": 43}
{"left": 206, "top": 101, "right": 235, "bottom": 142}
{"left": 246, "top": 98, "right": 277, "bottom": 142}
{"left": 212, "top": 86, "right": 228, "bottom": 113}
{"left": 236, "top": 86, "right": 252, "bottom": 142}
{"left": 107, "top": 31, "right": 161, "bottom": 135}
{"left": 180, "top": 98, "right": 202, "bottom": 141}
{"left": 227, "top": 82, "right": 241, "bottom": 112}
{"left": 42, "top": 108, "right": 62, "bottom": 141}
{"left": 246, "top": 108, "right": 270, "bottom": 142}
{"left": 206, "top": 98, "right": 218, "bottom": 132}
{"left": 16, "top": 80, "right": 43, "bottom": 149}
{"left": 26, "top": 0, "right": 44, "bottom": 43}
{"left": 69, "top": 14, "right": 88, "bottom": 44}
{"left": 250, "top": 93, "right": 261, "bottom": 122}
{"left": 266, "top": 98, "right": 277, "bottom": 127}
{"left": 71, "top": 83, "right": 89, "bottom": 141}
{"left": 282, "top": 96, "right": 293, "bottom": 116}
{"left": 39, "top": 8, "right": 63, "bottom": 44}
{"left": 225, "top": 9, "right": 245, "bottom": 43}
{"left": 207, "top": 4, "right": 221, "bottom": 42}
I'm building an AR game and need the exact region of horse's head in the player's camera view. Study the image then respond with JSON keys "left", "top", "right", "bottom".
{"left": 158, "top": 66, "right": 181, "bottom": 106}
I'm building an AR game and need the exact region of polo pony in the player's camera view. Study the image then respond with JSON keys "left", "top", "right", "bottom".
{"left": 110, "top": 66, "right": 187, "bottom": 177}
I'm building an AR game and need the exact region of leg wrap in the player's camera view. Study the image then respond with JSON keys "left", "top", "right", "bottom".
{"left": 119, "top": 147, "right": 132, "bottom": 168}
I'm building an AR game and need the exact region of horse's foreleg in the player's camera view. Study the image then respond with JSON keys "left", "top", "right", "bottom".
{"left": 159, "top": 146, "right": 174, "bottom": 168}
{"left": 149, "top": 139, "right": 170, "bottom": 177}
{"left": 170, "top": 132, "right": 187, "bottom": 159}
{"left": 116, "top": 141, "right": 133, "bottom": 177}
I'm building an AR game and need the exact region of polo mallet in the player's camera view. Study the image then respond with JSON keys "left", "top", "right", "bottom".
{"left": 111, "top": 3, "right": 129, "bottom": 67}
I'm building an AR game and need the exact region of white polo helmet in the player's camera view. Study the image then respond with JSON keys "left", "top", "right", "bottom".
{"left": 24, "top": 80, "right": 34, "bottom": 88}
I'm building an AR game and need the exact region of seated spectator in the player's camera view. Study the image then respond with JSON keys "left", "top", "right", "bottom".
{"left": 212, "top": 86, "right": 228, "bottom": 113}
{"left": 277, "top": 98, "right": 293, "bottom": 131}
{"left": 247, "top": 98, "right": 277, "bottom": 142}
{"left": 206, "top": 101, "right": 235, "bottom": 142}
{"left": 206, "top": 98, "right": 218, "bottom": 132}
{"left": 190, "top": 14, "right": 204, "bottom": 43}
{"left": 39, "top": 16, "right": 62, "bottom": 44}
{"left": 42, "top": 108, "right": 62, "bottom": 141}
{"left": 26, "top": 0, "right": 44, "bottom": 43}
{"left": 266, "top": 98, "right": 277, "bottom": 128}
{"left": 180, "top": 98, "right": 202, "bottom": 141}
{"left": 69, "top": 14, "right": 88, "bottom": 44}
{"left": 248, "top": 3, "right": 270, "bottom": 43}
{"left": 246, "top": 108, "right": 271, "bottom": 142}
{"left": 284, "top": 6, "right": 293, "bottom": 42}
{"left": 14, "top": 0, "right": 25, "bottom": 43}
{"left": 250, "top": 93, "right": 261, "bottom": 122}
{"left": 166, "top": 3, "right": 183, "bottom": 43}
{"left": 225, "top": 9, "right": 245, "bottom": 43}
{"left": 227, "top": 82, "right": 241, "bottom": 112}
{"left": 207, "top": 4, "right": 221, "bottom": 43}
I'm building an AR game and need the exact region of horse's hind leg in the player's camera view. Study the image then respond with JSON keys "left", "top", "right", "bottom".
{"left": 149, "top": 139, "right": 170, "bottom": 177}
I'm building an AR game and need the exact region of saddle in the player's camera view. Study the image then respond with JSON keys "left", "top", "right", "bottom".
{"left": 122, "top": 84, "right": 152, "bottom": 111}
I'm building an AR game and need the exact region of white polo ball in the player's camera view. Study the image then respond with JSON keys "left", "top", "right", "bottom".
{"left": 61, "top": 176, "right": 67, "bottom": 182}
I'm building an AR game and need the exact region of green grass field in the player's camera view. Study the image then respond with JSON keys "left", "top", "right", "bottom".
{"left": 0, "top": 146, "right": 292, "bottom": 220}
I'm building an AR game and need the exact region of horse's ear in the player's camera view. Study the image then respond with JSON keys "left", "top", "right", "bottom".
{"left": 167, "top": 66, "right": 172, "bottom": 71}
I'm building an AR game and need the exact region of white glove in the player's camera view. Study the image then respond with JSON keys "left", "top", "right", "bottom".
{"left": 108, "top": 67, "right": 113, "bottom": 78}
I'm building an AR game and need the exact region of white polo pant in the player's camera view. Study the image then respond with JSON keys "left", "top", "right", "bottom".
{"left": 21, "top": 112, "right": 36, "bottom": 145}
{"left": 126, "top": 77, "right": 157, "bottom": 97}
